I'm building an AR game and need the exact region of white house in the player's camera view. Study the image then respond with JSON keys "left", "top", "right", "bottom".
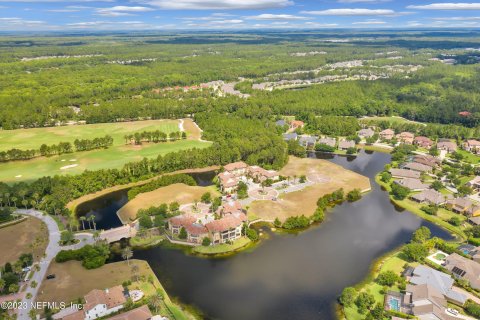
{"left": 84, "top": 286, "right": 126, "bottom": 320}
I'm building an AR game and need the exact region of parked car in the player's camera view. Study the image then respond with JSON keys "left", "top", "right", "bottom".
{"left": 446, "top": 308, "right": 459, "bottom": 316}
{"left": 46, "top": 274, "right": 56, "bottom": 280}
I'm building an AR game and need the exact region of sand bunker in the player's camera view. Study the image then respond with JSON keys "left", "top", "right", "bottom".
{"left": 60, "top": 164, "right": 78, "bottom": 170}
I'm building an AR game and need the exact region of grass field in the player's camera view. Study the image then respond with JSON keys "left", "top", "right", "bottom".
{"left": 0, "top": 217, "right": 48, "bottom": 265}
{"left": 193, "top": 237, "right": 251, "bottom": 255}
{"left": 36, "top": 259, "right": 193, "bottom": 320}
{"left": 117, "top": 183, "right": 221, "bottom": 223}
{"left": 0, "top": 119, "right": 210, "bottom": 183}
{"left": 248, "top": 157, "right": 371, "bottom": 221}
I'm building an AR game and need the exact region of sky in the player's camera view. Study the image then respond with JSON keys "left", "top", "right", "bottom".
{"left": 2, "top": 1, "right": 480, "bottom": 31}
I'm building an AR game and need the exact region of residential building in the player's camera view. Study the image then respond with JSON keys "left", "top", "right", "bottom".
{"left": 206, "top": 214, "right": 247, "bottom": 244}
{"left": 223, "top": 161, "right": 248, "bottom": 176}
{"left": 408, "top": 265, "right": 466, "bottom": 305}
{"left": 107, "top": 305, "right": 153, "bottom": 320}
{"left": 82, "top": 286, "right": 127, "bottom": 320}
{"left": 317, "top": 137, "right": 336, "bottom": 148}
{"left": 275, "top": 119, "right": 287, "bottom": 127}
{"left": 218, "top": 171, "right": 240, "bottom": 193}
{"left": 437, "top": 139, "right": 457, "bottom": 153}
{"left": 469, "top": 216, "right": 480, "bottom": 226}
{"left": 390, "top": 168, "right": 421, "bottom": 179}
{"left": 446, "top": 197, "right": 473, "bottom": 214}
{"left": 402, "top": 162, "right": 432, "bottom": 173}
{"left": 338, "top": 140, "right": 355, "bottom": 150}
{"left": 168, "top": 215, "right": 208, "bottom": 244}
{"left": 218, "top": 200, "right": 244, "bottom": 218}
{"left": 248, "top": 166, "right": 279, "bottom": 182}
{"left": 394, "top": 178, "right": 429, "bottom": 191}
{"left": 290, "top": 120, "right": 304, "bottom": 130}
{"left": 463, "top": 139, "right": 480, "bottom": 153}
{"left": 411, "top": 189, "right": 452, "bottom": 206}
{"left": 380, "top": 129, "right": 395, "bottom": 140}
{"left": 414, "top": 136, "right": 434, "bottom": 149}
{"left": 444, "top": 253, "right": 480, "bottom": 290}
{"left": 404, "top": 284, "right": 458, "bottom": 320}
{"left": 467, "top": 176, "right": 480, "bottom": 191}
{"left": 467, "top": 205, "right": 480, "bottom": 217}
{"left": 413, "top": 155, "right": 441, "bottom": 168}
{"left": 396, "top": 132, "right": 415, "bottom": 144}
{"left": 298, "top": 135, "right": 317, "bottom": 149}
{"left": 282, "top": 133, "right": 298, "bottom": 141}
{"left": 358, "top": 128, "right": 375, "bottom": 138}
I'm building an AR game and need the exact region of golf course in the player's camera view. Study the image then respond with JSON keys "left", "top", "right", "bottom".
{"left": 0, "top": 119, "right": 211, "bottom": 183}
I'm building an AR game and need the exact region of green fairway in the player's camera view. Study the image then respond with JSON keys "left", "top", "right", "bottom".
{"left": 0, "top": 120, "right": 211, "bottom": 183}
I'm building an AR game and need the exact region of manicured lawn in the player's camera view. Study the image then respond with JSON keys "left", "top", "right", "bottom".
{"left": 193, "top": 237, "right": 251, "bottom": 255}
{"left": 0, "top": 119, "right": 211, "bottom": 183}
{"left": 452, "top": 150, "right": 480, "bottom": 164}
{"left": 117, "top": 183, "right": 221, "bottom": 223}
{"left": 130, "top": 234, "right": 164, "bottom": 248}
{"left": 248, "top": 156, "right": 371, "bottom": 221}
{"left": 0, "top": 217, "right": 48, "bottom": 265}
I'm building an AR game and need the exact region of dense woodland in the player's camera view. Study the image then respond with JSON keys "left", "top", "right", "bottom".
{"left": 1, "top": 30, "right": 480, "bottom": 225}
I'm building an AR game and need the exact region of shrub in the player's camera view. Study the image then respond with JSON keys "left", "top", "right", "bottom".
{"left": 421, "top": 205, "right": 438, "bottom": 215}
{"left": 402, "top": 243, "right": 429, "bottom": 262}
{"left": 246, "top": 228, "right": 259, "bottom": 241}
{"left": 339, "top": 287, "right": 357, "bottom": 307}
{"left": 282, "top": 215, "right": 310, "bottom": 230}
{"left": 346, "top": 189, "right": 362, "bottom": 202}
{"left": 449, "top": 216, "right": 462, "bottom": 226}
{"left": 376, "top": 271, "right": 399, "bottom": 286}
{"left": 179, "top": 227, "right": 187, "bottom": 239}
{"left": 201, "top": 237, "right": 211, "bottom": 246}
{"left": 465, "top": 299, "right": 480, "bottom": 318}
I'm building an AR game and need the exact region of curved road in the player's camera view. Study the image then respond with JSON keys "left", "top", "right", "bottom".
{"left": 15, "top": 209, "right": 93, "bottom": 320}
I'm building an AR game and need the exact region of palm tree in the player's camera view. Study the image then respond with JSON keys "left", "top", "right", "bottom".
{"left": 131, "top": 263, "right": 140, "bottom": 282}
{"left": 11, "top": 196, "right": 17, "bottom": 208}
{"left": 21, "top": 199, "right": 28, "bottom": 210}
{"left": 90, "top": 215, "right": 97, "bottom": 230}
{"left": 0, "top": 279, "right": 6, "bottom": 292}
{"left": 80, "top": 216, "right": 86, "bottom": 230}
{"left": 122, "top": 246, "right": 133, "bottom": 265}
{"left": 5, "top": 193, "right": 10, "bottom": 207}
{"left": 149, "top": 291, "right": 163, "bottom": 313}
{"left": 86, "top": 216, "right": 92, "bottom": 229}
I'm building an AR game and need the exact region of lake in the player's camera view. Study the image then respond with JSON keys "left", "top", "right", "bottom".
{"left": 130, "top": 150, "right": 453, "bottom": 320}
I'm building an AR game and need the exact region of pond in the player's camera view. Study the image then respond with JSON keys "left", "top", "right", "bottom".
{"left": 131, "top": 150, "right": 453, "bottom": 320}
{"left": 75, "top": 171, "right": 216, "bottom": 230}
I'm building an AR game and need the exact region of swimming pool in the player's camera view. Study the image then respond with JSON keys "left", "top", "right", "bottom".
{"left": 388, "top": 297, "right": 400, "bottom": 311}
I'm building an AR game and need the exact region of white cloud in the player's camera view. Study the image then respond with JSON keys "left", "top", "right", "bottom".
{"left": 244, "top": 14, "right": 310, "bottom": 20}
{"left": 301, "top": 8, "right": 395, "bottom": 16}
{"left": 46, "top": 9, "right": 80, "bottom": 12}
{"left": 431, "top": 16, "right": 480, "bottom": 20}
{"left": 96, "top": 6, "right": 154, "bottom": 16}
{"left": 0, "top": 17, "right": 50, "bottom": 29}
{"left": 139, "top": 0, "right": 293, "bottom": 10}
{"left": 407, "top": 3, "right": 480, "bottom": 10}
{"left": 352, "top": 19, "right": 387, "bottom": 24}
{"left": 66, "top": 20, "right": 156, "bottom": 29}
{"left": 338, "top": 0, "right": 391, "bottom": 3}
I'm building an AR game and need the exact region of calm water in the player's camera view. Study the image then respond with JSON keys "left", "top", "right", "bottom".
{"left": 132, "top": 150, "right": 453, "bottom": 320}
{"left": 75, "top": 171, "right": 216, "bottom": 230}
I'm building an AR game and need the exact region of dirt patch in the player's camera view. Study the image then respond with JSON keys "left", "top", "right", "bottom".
{"left": 182, "top": 118, "right": 203, "bottom": 140}
{"left": 36, "top": 260, "right": 153, "bottom": 304}
{"left": 0, "top": 217, "right": 49, "bottom": 265}
{"left": 249, "top": 156, "right": 371, "bottom": 221}
{"left": 117, "top": 183, "right": 221, "bottom": 223}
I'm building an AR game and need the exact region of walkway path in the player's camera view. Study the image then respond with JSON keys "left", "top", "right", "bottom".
{"left": 15, "top": 209, "right": 93, "bottom": 320}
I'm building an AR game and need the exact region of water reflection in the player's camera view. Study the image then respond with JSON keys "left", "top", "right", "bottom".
{"left": 134, "top": 150, "right": 453, "bottom": 320}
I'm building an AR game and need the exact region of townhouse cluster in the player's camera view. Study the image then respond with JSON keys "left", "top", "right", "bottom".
{"left": 218, "top": 161, "right": 280, "bottom": 194}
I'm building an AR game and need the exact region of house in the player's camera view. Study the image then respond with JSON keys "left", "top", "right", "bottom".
{"left": 394, "top": 178, "right": 429, "bottom": 191}
{"left": 446, "top": 197, "right": 473, "bottom": 214}
{"left": 466, "top": 205, "right": 480, "bottom": 217}
{"left": 404, "top": 284, "right": 458, "bottom": 320}
{"left": 380, "top": 129, "right": 395, "bottom": 140}
{"left": 107, "top": 305, "right": 153, "bottom": 320}
{"left": 414, "top": 136, "right": 434, "bottom": 149}
{"left": 168, "top": 215, "right": 208, "bottom": 244}
{"left": 206, "top": 214, "right": 246, "bottom": 245}
{"left": 283, "top": 133, "right": 298, "bottom": 141}
{"left": 338, "top": 140, "right": 355, "bottom": 150}
{"left": 218, "top": 171, "right": 240, "bottom": 193}
{"left": 466, "top": 176, "right": 480, "bottom": 192}
{"left": 402, "top": 162, "right": 432, "bottom": 173}
{"left": 248, "top": 166, "right": 279, "bottom": 182}
{"left": 413, "top": 155, "right": 441, "bottom": 168}
{"left": 218, "top": 200, "right": 244, "bottom": 217}
{"left": 83, "top": 286, "right": 127, "bottom": 320}
{"left": 444, "top": 253, "right": 480, "bottom": 290}
{"left": 224, "top": 161, "right": 248, "bottom": 176}
{"left": 396, "top": 132, "right": 415, "bottom": 144}
{"left": 317, "top": 137, "right": 336, "bottom": 148}
{"left": 290, "top": 120, "right": 305, "bottom": 130}
{"left": 437, "top": 139, "right": 457, "bottom": 153}
{"left": 275, "top": 119, "right": 287, "bottom": 127}
{"left": 469, "top": 216, "right": 480, "bottom": 226}
{"left": 408, "top": 265, "right": 466, "bottom": 305}
{"left": 358, "top": 128, "right": 375, "bottom": 138}
{"left": 463, "top": 139, "right": 480, "bottom": 153}
{"left": 411, "top": 189, "right": 452, "bottom": 206}
{"left": 389, "top": 168, "right": 421, "bottom": 179}
{"left": 298, "top": 135, "right": 317, "bottom": 149}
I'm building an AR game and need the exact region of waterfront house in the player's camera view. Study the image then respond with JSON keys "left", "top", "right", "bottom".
{"left": 84, "top": 286, "right": 127, "bottom": 320}
{"left": 463, "top": 139, "right": 480, "bottom": 153}
{"left": 469, "top": 216, "right": 480, "bottom": 226}
{"left": 224, "top": 161, "right": 248, "bottom": 176}
{"left": 404, "top": 284, "right": 458, "bottom": 320}
{"left": 107, "top": 305, "right": 153, "bottom": 320}
{"left": 396, "top": 132, "right": 415, "bottom": 145}
{"left": 380, "top": 129, "right": 395, "bottom": 140}
{"left": 206, "top": 214, "right": 246, "bottom": 245}
{"left": 317, "top": 137, "right": 336, "bottom": 148}
{"left": 298, "top": 135, "right": 318, "bottom": 149}
{"left": 437, "top": 139, "right": 457, "bottom": 153}
{"left": 283, "top": 133, "right": 298, "bottom": 141}
{"left": 466, "top": 176, "right": 480, "bottom": 192}
{"left": 389, "top": 168, "right": 421, "bottom": 179}
{"left": 414, "top": 136, "right": 434, "bottom": 149}
{"left": 338, "top": 140, "right": 356, "bottom": 150}
{"left": 444, "top": 253, "right": 480, "bottom": 290}
{"left": 218, "top": 171, "right": 240, "bottom": 193}
{"left": 168, "top": 215, "right": 209, "bottom": 244}
{"left": 408, "top": 265, "right": 466, "bottom": 305}
{"left": 446, "top": 197, "right": 473, "bottom": 214}
{"left": 394, "top": 178, "right": 429, "bottom": 191}
{"left": 410, "top": 189, "right": 452, "bottom": 206}
{"left": 467, "top": 205, "right": 480, "bottom": 217}
{"left": 358, "top": 128, "right": 375, "bottom": 138}
{"left": 402, "top": 162, "right": 432, "bottom": 173}
{"left": 412, "top": 155, "right": 441, "bottom": 168}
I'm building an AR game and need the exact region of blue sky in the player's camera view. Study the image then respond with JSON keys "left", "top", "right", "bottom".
{"left": 1, "top": 1, "right": 480, "bottom": 31}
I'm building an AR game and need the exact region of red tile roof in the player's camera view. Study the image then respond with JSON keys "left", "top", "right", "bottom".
{"left": 206, "top": 215, "right": 246, "bottom": 233}
{"left": 224, "top": 161, "right": 248, "bottom": 172}
{"left": 84, "top": 285, "right": 126, "bottom": 312}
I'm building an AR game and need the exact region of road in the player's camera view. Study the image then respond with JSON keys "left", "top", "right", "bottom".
{"left": 15, "top": 209, "right": 93, "bottom": 320}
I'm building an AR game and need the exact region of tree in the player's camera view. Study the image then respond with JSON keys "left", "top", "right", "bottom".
{"left": 61, "top": 231, "right": 75, "bottom": 245}
{"left": 202, "top": 237, "right": 211, "bottom": 246}
{"left": 390, "top": 182, "right": 409, "bottom": 200}
{"left": 346, "top": 147, "right": 357, "bottom": 155}
{"left": 449, "top": 216, "right": 462, "bottom": 226}
{"left": 402, "top": 243, "right": 429, "bottom": 262}
{"left": 0, "top": 279, "right": 6, "bottom": 292}
{"left": 201, "top": 192, "right": 212, "bottom": 203}
{"left": 122, "top": 246, "right": 133, "bottom": 265}
{"left": 376, "top": 271, "right": 399, "bottom": 286}
{"left": 149, "top": 290, "right": 164, "bottom": 313}
{"left": 179, "top": 227, "right": 187, "bottom": 239}
{"left": 274, "top": 218, "right": 281, "bottom": 227}
{"left": 380, "top": 172, "right": 392, "bottom": 183}
{"left": 429, "top": 146, "right": 440, "bottom": 157}
{"left": 339, "top": 287, "right": 357, "bottom": 307}
{"left": 355, "top": 292, "right": 375, "bottom": 314}
{"left": 246, "top": 228, "right": 259, "bottom": 241}
{"left": 431, "top": 180, "right": 443, "bottom": 191}
{"left": 412, "top": 226, "right": 431, "bottom": 243}
{"left": 346, "top": 189, "right": 362, "bottom": 202}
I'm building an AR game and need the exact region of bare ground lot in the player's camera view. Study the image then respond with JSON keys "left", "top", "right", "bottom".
{"left": 182, "top": 118, "right": 203, "bottom": 140}
{"left": 36, "top": 259, "right": 153, "bottom": 304}
{"left": 248, "top": 156, "right": 371, "bottom": 221}
{"left": 117, "top": 183, "right": 221, "bottom": 223}
{"left": 0, "top": 217, "right": 49, "bottom": 265}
